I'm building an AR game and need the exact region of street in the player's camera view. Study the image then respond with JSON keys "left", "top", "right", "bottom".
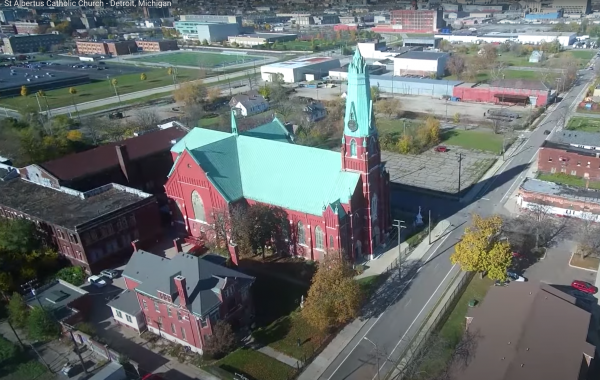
{"left": 322, "top": 63, "right": 597, "bottom": 380}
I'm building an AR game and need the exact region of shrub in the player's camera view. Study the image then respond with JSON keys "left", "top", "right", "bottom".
{"left": 55, "top": 266, "right": 86, "bottom": 286}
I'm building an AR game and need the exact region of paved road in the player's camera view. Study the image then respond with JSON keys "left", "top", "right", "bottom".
{"left": 323, "top": 62, "right": 598, "bottom": 380}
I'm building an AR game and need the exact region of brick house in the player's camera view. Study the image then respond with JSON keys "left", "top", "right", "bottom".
{"left": 453, "top": 79, "right": 551, "bottom": 107}
{"left": 135, "top": 39, "right": 179, "bottom": 52}
{"left": 20, "top": 127, "right": 187, "bottom": 205}
{"left": 164, "top": 49, "right": 391, "bottom": 262}
{"left": 538, "top": 130, "right": 600, "bottom": 181}
{"left": 108, "top": 249, "right": 254, "bottom": 354}
{"left": 0, "top": 177, "right": 162, "bottom": 274}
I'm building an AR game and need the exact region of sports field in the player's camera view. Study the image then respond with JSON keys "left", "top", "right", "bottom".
{"left": 131, "top": 51, "right": 265, "bottom": 68}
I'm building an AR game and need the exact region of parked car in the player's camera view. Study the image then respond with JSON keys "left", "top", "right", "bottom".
{"left": 88, "top": 275, "right": 107, "bottom": 288}
{"left": 507, "top": 271, "right": 525, "bottom": 282}
{"left": 434, "top": 146, "right": 448, "bottom": 153}
{"left": 543, "top": 130, "right": 551, "bottom": 135}
{"left": 100, "top": 269, "right": 119, "bottom": 279}
{"left": 109, "top": 111, "right": 123, "bottom": 119}
{"left": 571, "top": 280, "right": 598, "bottom": 294}
{"left": 141, "top": 374, "right": 165, "bottom": 380}
{"left": 61, "top": 362, "right": 75, "bottom": 377}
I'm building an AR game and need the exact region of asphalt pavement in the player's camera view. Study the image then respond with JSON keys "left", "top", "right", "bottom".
{"left": 323, "top": 62, "right": 598, "bottom": 380}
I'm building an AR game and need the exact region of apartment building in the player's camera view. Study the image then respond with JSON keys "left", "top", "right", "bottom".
{"left": 2, "top": 34, "right": 64, "bottom": 54}
{"left": 76, "top": 40, "right": 138, "bottom": 56}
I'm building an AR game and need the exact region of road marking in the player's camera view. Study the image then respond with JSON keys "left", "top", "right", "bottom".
{"left": 481, "top": 197, "right": 490, "bottom": 201}
{"left": 373, "top": 264, "right": 458, "bottom": 380}
{"left": 403, "top": 299, "right": 412, "bottom": 309}
{"left": 327, "top": 227, "right": 454, "bottom": 380}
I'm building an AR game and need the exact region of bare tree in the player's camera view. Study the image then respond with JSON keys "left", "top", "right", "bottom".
{"left": 489, "top": 62, "right": 507, "bottom": 82}
{"left": 446, "top": 55, "right": 466, "bottom": 79}
{"left": 209, "top": 207, "right": 231, "bottom": 250}
{"left": 575, "top": 216, "right": 600, "bottom": 259}
{"left": 133, "top": 110, "right": 160, "bottom": 133}
{"left": 180, "top": 104, "right": 205, "bottom": 129}
{"left": 81, "top": 117, "right": 104, "bottom": 145}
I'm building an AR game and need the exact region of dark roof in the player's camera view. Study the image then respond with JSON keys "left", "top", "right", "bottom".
{"left": 520, "top": 178, "right": 600, "bottom": 206}
{"left": 549, "top": 130, "right": 600, "bottom": 148}
{"left": 107, "top": 289, "right": 141, "bottom": 316}
{"left": 456, "top": 282, "right": 595, "bottom": 380}
{"left": 39, "top": 127, "right": 187, "bottom": 181}
{"left": 122, "top": 250, "right": 254, "bottom": 318}
{"left": 395, "top": 51, "right": 448, "bottom": 60}
{"left": 25, "top": 280, "right": 87, "bottom": 321}
{"left": 489, "top": 79, "right": 549, "bottom": 91}
{"left": 0, "top": 178, "right": 152, "bottom": 229}
{"left": 542, "top": 139, "right": 599, "bottom": 158}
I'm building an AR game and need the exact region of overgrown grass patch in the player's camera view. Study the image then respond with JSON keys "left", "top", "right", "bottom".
{"left": 441, "top": 129, "right": 503, "bottom": 153}
{"left": 566, "top": 116, "right": 600, "bottom": 132}
{"left": 537, "top": 172, "right": 600, "bottom": 190}
{"left": 213, "top": 348, "right": 297, "bottom": 380}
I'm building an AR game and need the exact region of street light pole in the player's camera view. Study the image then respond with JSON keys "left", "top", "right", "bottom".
{"left": 392, "top": 220, "right": 406, "bottom": 277}
{"left": 457, "top": 153, "right": 463, "bottom": 197}
{"left": 363, "top": 337, "right": 380, "bottom": 380}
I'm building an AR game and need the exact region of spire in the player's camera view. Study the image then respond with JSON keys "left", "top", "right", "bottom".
{"left": 231, "top": 109, "right": 238, "bottom": 136}
{"left": 350, "top": 48, "right": 366, "bottom": 75}
{"left": 343, "top": 49, "right": 374, "bottom": 138}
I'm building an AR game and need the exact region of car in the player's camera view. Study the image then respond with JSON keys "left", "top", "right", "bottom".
{"left": 571, "top": 280, "right": 598, "bottom": 294}
{"left": 507, "top": 271, "right": 526, "bottom": 282}
{"left": 109, "top": 111, "right": 123, "bottom": 119}
{"left": 434, "top": 146, "right": 448, "bottom": 152}
{"left": 100, "top": 269, "right": 119, "bottom": 279}
{"left": 61, "top": 362, "right": 75, "bottom": 377}
{"left": 141, "top": 374, "right": 165, "bottom": 380}
{"left": 543, "top": 130, "right": 551, "bottom": 135}
{"left": 88, "top": 275, "right": 107, "bottom": 288}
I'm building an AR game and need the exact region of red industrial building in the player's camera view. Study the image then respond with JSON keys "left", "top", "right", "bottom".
{"left": 165, "top": 50, "right": 391, "bottom": 262}
{"left": 372, "top": 9, "right": 444, "bottom": 34}
{"left": 452, "top": 79, "right": 551, "bottom": 107}
{"left": 538, "top": 130, "right": 600, "bottom": 181}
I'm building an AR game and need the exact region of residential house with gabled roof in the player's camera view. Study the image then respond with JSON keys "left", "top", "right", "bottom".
{"left": 229, "top": 90, "right": 269, "bottom": 117}
{"left": 165, "top": 50, "right": 391, "bottom": 262}
{"left": 108, "top": 250, "right": 255, "bottom": 354}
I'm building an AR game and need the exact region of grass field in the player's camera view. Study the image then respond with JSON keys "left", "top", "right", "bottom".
{"left": 444, "top": 68, "right": 547, "bottom": 82}
{"left": 569, "top": 50, "right": 596, "bottom": 60}
{"left": 0, "top": 68, "right": 201, "bottom": 110}
{"left": 212, "top": 349, "right": 297, "bottom": 380}
{"left": 441, "top": 129, "right": 504, "bottom": 153}
{"left": 537, "top": 172, "right": 600, "bottom": 190}
{"left": 131, "top": 51, "right": 265, "bottom": 67}
{"left": 566, "top": 116, "right": 600, "bottom": 132}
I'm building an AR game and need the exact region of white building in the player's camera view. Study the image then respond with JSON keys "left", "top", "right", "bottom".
{"left": 393, "top": 51, "right": 449, "bottom": 78}
{"left": 261, "top": 57, "right": 341, "bottom": 83}
{"left": 435, "top": 31, "right": 577, "bottom": 47}
{"left": 357, "top": 41, "right": 399, "bottom": 60}
{"left": 108, "top": 290, "right": 147, "bottom": 333}
{"left": 518, "top": 32, "right": 577, "bottom": 47}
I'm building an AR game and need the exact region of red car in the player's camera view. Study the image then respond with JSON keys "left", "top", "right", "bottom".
{"left": 141, "top": 374, "right": 165, "bottom": 380}
{"left": 571, "top": 280, "right": 598, "bottom": 294}
{"left": 434, "top": 146, "right": 448, "bottom": 152}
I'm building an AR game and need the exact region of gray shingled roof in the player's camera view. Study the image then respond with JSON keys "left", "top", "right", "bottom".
{"left": 107, "top": 289, "right": 142, "bottom": 316}
{"left": 123, "top": 251, "right": 254, "bottom": 318}
{"left": 549, "top": 130, "right": 600, "bottom": 148}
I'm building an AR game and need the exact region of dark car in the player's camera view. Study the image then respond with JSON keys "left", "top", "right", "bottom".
{"left": 543, "top": 130, "right": 551, "bottom": 135}
{"left": 108, "top": 112, "right": 123, "bottom": 119}
{"left": 571, "top": 280, "right": 598, "bottom": 294}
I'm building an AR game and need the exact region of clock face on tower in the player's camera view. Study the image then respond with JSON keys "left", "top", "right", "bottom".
{"left": 348, "top": 119, "right": 357, "bottom": 131}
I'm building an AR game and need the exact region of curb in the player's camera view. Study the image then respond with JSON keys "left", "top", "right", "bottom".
{"left": 568, "top": 251, "right": 599, "bottom": 273}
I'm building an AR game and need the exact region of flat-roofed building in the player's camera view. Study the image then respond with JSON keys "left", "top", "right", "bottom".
{"left": 227, "top": 33, "right": 297, "bottom": 47}
{"left": 75, "top": 40, "right": 138, "bottom": 56}
{"left": 135, "top": 39, "right": 179, "bottom": 52}
{"left": 2, "top": 34, "right": 64, "bottom": 54}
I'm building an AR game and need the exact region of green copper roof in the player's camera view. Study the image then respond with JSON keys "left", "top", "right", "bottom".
{"left": 170, "top": 121, "right": 360, "bottom": 216}
{"left": 344, "top": 49, "right": 377, "bottom": 138}
{"left": 241, "top": 118, "right": 292, "bottom": 144}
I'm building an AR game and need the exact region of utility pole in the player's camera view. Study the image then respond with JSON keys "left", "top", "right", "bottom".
{"left": 363, "top": 337, "right": 380, "bottom": 380}
{"left": 392, "top": 220, "right": 406, "bottom": 277}
{"left": 428, "top": 209, "right": 432, "bottom": 245}
{"left": 403, "top": 119, "right": 406, "bottom": 136}
{"left": 457, "top": 153, "right": 463, "bottom": 196}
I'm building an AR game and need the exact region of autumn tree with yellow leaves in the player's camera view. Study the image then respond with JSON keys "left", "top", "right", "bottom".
{"left": 302, "top": 252, "right": 362, "bottom": 332}
{"left": 450, "top": 214, "right": 512, "bottom": 281}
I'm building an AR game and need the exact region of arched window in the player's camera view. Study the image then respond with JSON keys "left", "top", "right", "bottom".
{"left": 329, "top": 235, "right": 334, "bottom": 248}
{"left": 297, "top": 222, "right": 306, "bottom": 245}
{"left": 371, "top": 194, "right": 378, "bottom": 221}
{"left": 350, "top": 139, "right": 357, "bottom": 157}
{"left": 191, "top": 191, "right": 206, "bottom": 221}
{"left": 315, "top": 226, "right": 324, "bottom": 250}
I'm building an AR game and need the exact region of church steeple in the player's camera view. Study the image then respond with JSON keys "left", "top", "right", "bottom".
{"left": 344, "top": 49, "right": 376, "bottom": 139}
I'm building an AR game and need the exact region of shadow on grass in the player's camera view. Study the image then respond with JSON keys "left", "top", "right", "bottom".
{"left": 251, "top": 316, "right": 292, "bottom": 346}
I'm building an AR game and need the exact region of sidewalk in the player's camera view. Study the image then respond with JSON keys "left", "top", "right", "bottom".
{"left": 299, "top": 220, "right": 453, "bottom": 380}
{"left": 257, "top": 346, "right": 300, "bottom": 368}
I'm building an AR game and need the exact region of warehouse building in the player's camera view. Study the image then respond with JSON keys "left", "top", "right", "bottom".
{"left": 370, "top": 76, "right": 461, "bottom": 97}
{"left": 435, "top": 31, "right": 576, "bottom": 47}
{"left": 402, "top": 37, "right": 441, "bottom": 48}
{"left": 393, "top": 51, "right": 449, "bottom": 78}
{"left": 328, "top": 64, "right": 386, "bottom": 80}
{"left": 228, "top": 33, "right": 297, "bottom": 47}
{"left": 2, "top": 34, "right": 64, "bottom": 54}
{"left": 179, "top": 14, "right": 242, "bottom": 26}
{"left": 452, "top": 79, "right": 551, "bottom": 107}
{"left": 174, "top": 21, "right": 241, "bottom": 42}
{"left": 261, "top": 57, "right": 341, "bottom": 83}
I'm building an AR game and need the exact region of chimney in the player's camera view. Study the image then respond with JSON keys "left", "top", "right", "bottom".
{"left": 115, "top": 145, "right": 133, "bottom": 184}
{"left": 173, "top": 238, "right": 183, "bottom": 253}
{"left": 174, "top": 275, "right": 188, "bottom": 308}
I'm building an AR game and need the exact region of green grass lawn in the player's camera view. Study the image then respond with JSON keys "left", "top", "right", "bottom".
{"left": 537, "top": 172, "right": 600, "bottom": 190}
{"left": 417, "top": 275, "right": 493, "bottom": 377}
{"left": 444, "top": 68, "right": 546, "bottom": 82}
{"left": 441, "top": 129, "right": 504, "bottom": 153}
{"left": 569, "top": 50, "right": 595, "bottom": 60}
{"left": 566, "top": 116, "right": 600, "bottom": 132}
{"left": 131, "top": 51, "right": 265, "bottom": 67}
{"left": 376, "top": 118, "right": 421, "bottom": 135}
{"left": 0, "top": 68, "right": 201, "bottom": 110}
{"left": 0, "top": 356, "right": 54, "bottom": 380}
{"left": 213, "top": 349, "right": 297, "bottom": 380}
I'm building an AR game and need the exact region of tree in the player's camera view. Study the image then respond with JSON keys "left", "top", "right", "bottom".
{"left": 370, "top": 86, "right": 380, "bottom": 102}
{"left": 375, "top": 98, "right": 401, "bottom": 119}
{"left": 20, "top": 86, "right": 28, "bottom": 97}
{"left": 68, "top": 87, "right": 80, "bottom": 120}
{"left": 180, "top": 104, "right": 205, "bottom": 130}
{"left": 446, "top": 55, "right": 466, "bottom": 79}
{"left": 424, "top": 116, "right": 441, "bottom": 145}
{"left": 7, "top": 293, "right": 29, "bottom": 329}
{"left": 258, "top": 85, "right": 271, "bottom": 99}
{"left": 397, "top": 134, "right": 413, "bottom": 154}
{"left": 0, "top": 219, "right": 43, "bottom": 254}
{"left": 27, "top": 307, "right": 61, "bottom": 341}
{"left": 55, "top": 266, "right": 86, "bottom": 286}
{"left": 575, "top": 217, "right": 600, "bottom": 259}
{"left": 54, "top": 21, "right": 73, "bottom": 36}
{"left": 480, "top": 44, "right": 498, "bottom": 66}
{"left": 0, "top": 336, "right": 20, "bottom": 364}
{"left": 202, "top": 39, "right": 209, "bottom": 46}
{"left": 303, "top": 253, "right": 362, "bottom": 332}
{"left": 173, "top": 82, "right": 207, "bottom": 106}
{"left": 206, "top": 87, "right": 222, "bottom": 103}
{"left": 140, "top": 73, "right": 147, "bottom": 81}
{"left": 133, "top": 110, "right": 160, "bottom": 133}
{"left": 453, "top": 112, "right": 460, "bottom": 124}
{"left": 203, "top": 321, "right": 238, "bottom": 359}
{"left": 450, "top": 214, "right": 511, "bottom": 280}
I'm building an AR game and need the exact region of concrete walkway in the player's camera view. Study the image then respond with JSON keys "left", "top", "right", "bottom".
{"left": 299, "top": 220, "right": 453, "bottom": 380}
{"left": 257, "top": 346, "right": 301, "bottom": 368}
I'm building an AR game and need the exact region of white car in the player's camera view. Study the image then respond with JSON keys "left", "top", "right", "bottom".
{"left": 88, "top": 275, "right": 107, "bottom": 288}
{"left": 507, "top": 271, "right": 526, "bottom": 282}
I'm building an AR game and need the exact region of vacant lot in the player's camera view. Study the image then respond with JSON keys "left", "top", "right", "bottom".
{"left": 211, "top": 349, "right": 297, "bottom": 380}
{"left": 441, "top": 129, "right": 504, "bottom": 153}
{"left": 0, "top": 68, "right": 201, "bottom": 109}
{"left": 131, "top": 51, "right": 265, "bottom": 68}
{"left": 566, "top": 116, "right": 600, "bottom": 132}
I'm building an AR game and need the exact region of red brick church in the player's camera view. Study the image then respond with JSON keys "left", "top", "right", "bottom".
{"left": 164, "top": 49, "right": 391, "bottom": 261}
